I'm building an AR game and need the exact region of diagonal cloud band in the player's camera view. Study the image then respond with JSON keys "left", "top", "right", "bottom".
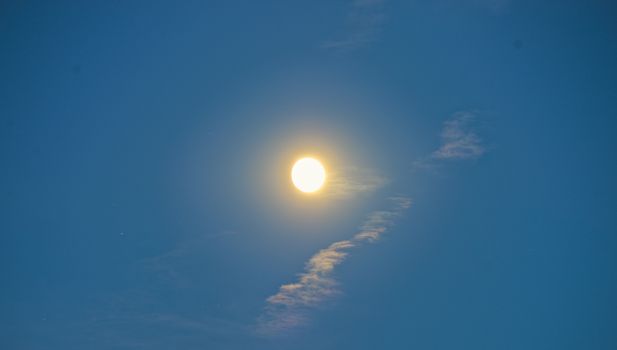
{"left": 255, "top": 196, "right": 411, "bottom": 336}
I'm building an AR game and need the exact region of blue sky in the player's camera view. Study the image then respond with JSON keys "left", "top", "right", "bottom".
{"left": 2, "top": 1, "right": 617, "bottom": 349}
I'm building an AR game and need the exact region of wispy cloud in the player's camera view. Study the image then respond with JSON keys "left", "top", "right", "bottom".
{"left": 140, "top": 231, "right": 237, "bottom": 288}
{"left": 322, "top": 0, "right": 387, "bottom": 52}
{"left": 256, "top": 196, "right": 411, "bottom": 336}
{"left": 432, "top": 112, "right": 485, "bottom": 160}
{"left": 414, "top": 111, "right": 486, "bottom": 170}
{"left": 33, "top": 231, "right": 248, "bottom": 349}
{"left": 327, "top": 166, "right": 389, "bottom": 199}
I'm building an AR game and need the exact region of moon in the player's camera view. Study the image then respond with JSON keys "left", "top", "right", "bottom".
{"left": 291, "top": 157, "right": 326, "bottom": 193}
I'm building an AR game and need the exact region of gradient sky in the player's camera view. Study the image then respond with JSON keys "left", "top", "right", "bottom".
{"left": 2, "top": 1, "right": 617, "bottom": 349}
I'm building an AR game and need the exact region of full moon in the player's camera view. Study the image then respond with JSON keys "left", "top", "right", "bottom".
{"left": 291, "top": 157, "right": 326, "bottom": 193}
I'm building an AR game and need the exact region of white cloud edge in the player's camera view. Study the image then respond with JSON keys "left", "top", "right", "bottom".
{"left": 255, "top": 196, "right": 410, "bottom": 336}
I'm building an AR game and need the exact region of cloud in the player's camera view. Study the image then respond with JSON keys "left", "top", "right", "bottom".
{"left": 413, "top": 111, "right": 486, "bottom": 170}
{"left": 255, "top": 196, "right": 410, "bottom": 336}
{"left": 327, "top": 166, "right": 389, "bottom": 199}
{"left": 140, "top": 231, "right": 237, "bottom": 288}
{"left": 432, "top": 112, "right": 485, "bottom": 160}
{"left": 322, "top": 0, "right": 387, "bottom": 52}
{"left": 65, "top": 307, "right": 249, "bottom": 349}
{"left": 31, "top": 231, "right": 248, "bottom": 350}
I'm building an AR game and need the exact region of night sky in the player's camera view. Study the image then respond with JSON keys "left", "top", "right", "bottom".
{"left": 2, "top": 1, "right": 617, "bottom": 349}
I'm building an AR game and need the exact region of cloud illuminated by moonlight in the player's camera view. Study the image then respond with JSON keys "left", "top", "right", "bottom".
{"left": 255, "top": 196, "right": 410, "bottom": 336}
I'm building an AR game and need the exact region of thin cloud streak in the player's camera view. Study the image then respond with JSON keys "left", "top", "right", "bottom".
{"left": 327, "top": 166, "right": 389, "bottom": 199}
{"left": 413, "top": 111, "right": 486, "bottom": 170}
{"left": 140, "top": 231, "right": 237, "bottom": 288}
{"left": 256, "top": 196, "right": 411, "bottom": 336}
{"left": 322, "top": 0, "right": 387, "bottom": 52}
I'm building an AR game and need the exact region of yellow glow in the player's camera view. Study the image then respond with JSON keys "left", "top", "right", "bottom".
{"left": 291, "top": 157, "right": 326, "bottom": 193}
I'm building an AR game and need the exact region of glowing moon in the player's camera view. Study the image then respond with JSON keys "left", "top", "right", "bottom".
{"left": 291, "top": 157, "right": 326, "bottom": 193}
